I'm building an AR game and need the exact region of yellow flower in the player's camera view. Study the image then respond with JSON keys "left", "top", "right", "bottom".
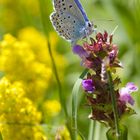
{"left": 0, "top": 77, "right": 47, "bottom": 140}
{"left": 43, "top": 100, "right": 61, "bottom": 117}
{"left": 0, "top": 27, "right": 67, "bottom": 138}
{"left": 0, "top": 33, "right": 52, "bottom": 101}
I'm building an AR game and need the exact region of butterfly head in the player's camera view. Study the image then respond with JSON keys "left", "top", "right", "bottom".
{"left": 85, "top": 21, "right": 94, "bottom": 36}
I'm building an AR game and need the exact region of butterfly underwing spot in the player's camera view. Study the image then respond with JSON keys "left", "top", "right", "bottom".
{"left": 54, "top": 0, "right": 66, "bottom": 12}
{"left": 69, "top": 5, "right": 72, "bottom": 8}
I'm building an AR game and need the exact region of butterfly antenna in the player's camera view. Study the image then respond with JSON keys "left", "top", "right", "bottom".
{"left": 93, "top": 19, "right": 114, "bottom": 22}
{"left": 111, "top": 25, "right": 119, "bottom": 35}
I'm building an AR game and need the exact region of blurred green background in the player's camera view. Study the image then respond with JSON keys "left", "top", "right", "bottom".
{"left": 0, "top": 0, "right": 140, "bottom": 140}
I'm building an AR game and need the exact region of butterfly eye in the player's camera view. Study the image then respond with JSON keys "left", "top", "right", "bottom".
{"left": 88, "top": 22, "right": 92, "bottom": 27}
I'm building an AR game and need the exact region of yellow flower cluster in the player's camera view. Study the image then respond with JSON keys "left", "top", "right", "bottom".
{"left": 0, "top": 27, "right": 66, "bottom": 102}
{"left": 0, "top": 27, "right": 66, "bottom": 139}
{"left": 0, "top": 77, "right": 47, "bottom": 140}
{"left": 0, "top": 33, "right": 52, "bottom": 101}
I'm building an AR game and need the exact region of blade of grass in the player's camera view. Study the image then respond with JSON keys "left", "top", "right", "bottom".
{"left": 88, "top": 120, "right": 95, "bottom": 140}
{"left": 72, "top": 68, "right": 89, "bottom": 140}
{"left": 88, "top": 121, "right": 101, "bottom": 140}
{"left": 94, "top": 122, "right": 101, "bottom": 140}
{"left": 38, "top": 0, "right": 68, "bottom": 118}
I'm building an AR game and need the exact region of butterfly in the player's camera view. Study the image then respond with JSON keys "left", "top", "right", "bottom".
{"left": 50, "top": 0, "right": 94, "bottom": 45}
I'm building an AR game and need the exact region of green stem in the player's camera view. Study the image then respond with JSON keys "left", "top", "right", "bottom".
{"left": 72, "top": 69, "right": 89, "bottom": 140}
{"left": 88, "top": 120, "right": 95, "bottom": 140}
{"left": 38, "top": 0, "right": 68, "bottom": 118}
{"left": 107, "top": 71, "right": 120, "bottom": 140}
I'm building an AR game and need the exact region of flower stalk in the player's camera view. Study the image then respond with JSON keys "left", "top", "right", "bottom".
{"left": 107, "top": 70, "right": 120, "bottom": 139}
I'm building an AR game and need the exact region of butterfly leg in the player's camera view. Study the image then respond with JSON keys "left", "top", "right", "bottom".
{"left": 85, "top": 29, "right": 90, "bottom": 43}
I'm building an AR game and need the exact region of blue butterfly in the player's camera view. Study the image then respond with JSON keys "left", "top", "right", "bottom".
{"left": 50, "top": 0, "right": 94, "bottom": 45}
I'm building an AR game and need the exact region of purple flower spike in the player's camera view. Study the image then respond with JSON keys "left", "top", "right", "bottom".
{"left": 119, "top": 83, "right": 138, "bottom": 105}
{"left": 73, "top": 45, "right": 89, "bottom": 59}
{"left": 82, "top": 79, "right": 95, "bottom": 93}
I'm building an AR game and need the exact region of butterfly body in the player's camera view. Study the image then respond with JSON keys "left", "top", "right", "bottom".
{"left": 50, "top": 0, "right": 93, "bottom": 45}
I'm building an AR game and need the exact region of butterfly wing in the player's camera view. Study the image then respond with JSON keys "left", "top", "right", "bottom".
{"left": 50, "top": 12, "right": 86, "bottom": 42}
{"left": 50, "top": 0, "right": 89, "bottom": 43}
{"left": 53, "top": 0, "right": 88, "bottom": 22}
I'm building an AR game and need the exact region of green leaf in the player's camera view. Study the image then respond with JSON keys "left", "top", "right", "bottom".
{"left": 72, "top": 69, "right": 88, "bottom": 140}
